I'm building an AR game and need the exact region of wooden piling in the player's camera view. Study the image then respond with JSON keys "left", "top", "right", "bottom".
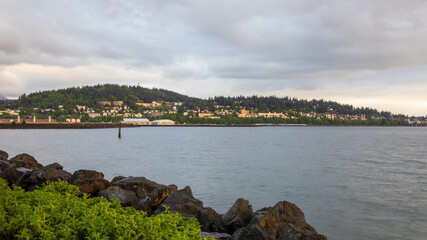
{"left": 118, "top": 122, "right": 121, "bottom": 138}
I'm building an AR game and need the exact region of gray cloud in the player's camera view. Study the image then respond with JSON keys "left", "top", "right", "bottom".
{"left": 0, "top": 0, "right": 427, "bottom": 114}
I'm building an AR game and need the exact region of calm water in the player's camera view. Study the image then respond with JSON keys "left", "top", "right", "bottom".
{"left": 1, "top": 127, "right": 426, "bottom": 240}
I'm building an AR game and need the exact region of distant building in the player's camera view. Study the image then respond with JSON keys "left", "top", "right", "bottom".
{"left": 135, "top": 102, "right": 152, "bottom": 107}
{"left": 112, "top": 101, "right": 124, "bottom": 106}
{"left": 88, "top": 113, "right": 101, "bottom": 118}
{"left": 98, "top": 101, "right": 111, "bottom": 106}
{"left": 152, "top": 119, "right": 175, "bottom": 126}
{"left": 121, "top": 118, "right": 151, "bottom": 125}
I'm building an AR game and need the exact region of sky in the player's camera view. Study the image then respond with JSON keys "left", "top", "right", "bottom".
{"left": 1, "top": 0, "right": 427, "bottom": 116}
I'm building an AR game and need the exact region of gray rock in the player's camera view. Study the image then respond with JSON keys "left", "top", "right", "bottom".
{"left": 222, "top": 198, "right": 253, "bottom": 233}
{"left": 98, "top": 186, "right": 138, "bottom": 207}
{"left": 71, "top": 169, "right": 109, "bottom": 195}
{"left": 112, "top": 176, "right": 176, "bottom": 207}
{"left": 231, "top": 201, "right": 327, "bottom": 240}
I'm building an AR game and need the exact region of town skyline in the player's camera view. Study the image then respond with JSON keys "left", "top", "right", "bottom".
{"left": 1, "top": 1, "right": 427, "bottom": 116}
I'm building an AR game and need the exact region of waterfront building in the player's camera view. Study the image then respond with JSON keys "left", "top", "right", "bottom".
{"left": 122, "top": 118, "right": 151, "bottom": 125}
{"left": 152, "top": 119, "right": 175, "bottom": 125}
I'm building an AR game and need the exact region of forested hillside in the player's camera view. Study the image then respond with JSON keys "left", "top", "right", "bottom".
{"left": 16, "top": 84, "right": 194, "bottom": 109}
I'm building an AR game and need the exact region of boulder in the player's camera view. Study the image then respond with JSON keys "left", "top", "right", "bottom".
{"left": 155, "top": 186, "right": 203, "bottom": 216}
{"left": 17, "top": 169, "right": 47, "bottom": 191}
{"left": 222, "top": 198, "right": 253, "bottom": 233}
{"left": 201, "top": 232, "right": 232, "bottom": 240}
{"left": 136, "top": 200, "right": 153, "bottom": 215}
{"left": 71, "top": 170, "right": 109, "bottom": 195}
{"left": 156, "top": 186, "right": 225, "bottom": 232}
{"left": 0, "top": 150, "right": 8, "bottom": 161}
{"left": 98, "top": 186, "right": 138, "bottom": 207}
{"left": 198, "top": 207, "right": 226, "bottom": 233}
{"left": 9, "top": 153, "right": 44, "bottom": 170}
{"left": 111, "top": 175, "right": 126, "bottom": 184}
{"left": 112, "top": 176, "right": 176, "bottom": 207}
{"left": 0, "top": 160, "right": 10, "bottom": 171}
{"left": 1, "top": 167, "right": 32, "bottom": 185}
{"left": 231, "top": 201, "right": 327, "bottom": 240}
{"left": 44, "top": 162, "right": 64, "bottom": 171}
{"left": 1, "top": 153, "right": 43, "bottom": 185}
{"left": 45, "top": 167, "right": 72, "bottom": 182}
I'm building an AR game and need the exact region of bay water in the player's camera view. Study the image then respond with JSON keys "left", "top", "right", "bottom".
{"left": 0, "top": 126, "right": 426, "bottom": 240}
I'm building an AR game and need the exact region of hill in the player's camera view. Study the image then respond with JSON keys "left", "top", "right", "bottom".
{"left": 0, "top": 95, "right": 8, "bottom": 100}
{"left": 16, "top": 84, "right": 195, "bottom": 109}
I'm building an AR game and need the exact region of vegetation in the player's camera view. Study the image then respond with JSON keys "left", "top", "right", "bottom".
{"left": 156, "top": 113, "right": 409, "bottom": 126}
{"left": 0, "top": 178, "right": 209, "bottom": 240}
{"left": 15, "top": 84, "right": 194, "bottom": 109}
{"left": 1, "top": 84, "right": 424, "bottom": 125}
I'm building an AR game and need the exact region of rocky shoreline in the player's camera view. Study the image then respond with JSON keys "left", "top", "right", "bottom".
{"left": 0, "top": 150, "right": 327, "bottom": 240}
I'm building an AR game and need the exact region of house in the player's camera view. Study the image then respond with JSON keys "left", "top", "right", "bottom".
{"left": 98, "top": 101, "right": 111, "bottom": 106}
{"left": 112, "top": 101, "right": 124, "bottom": 106}
{"left": 88, "top": 113, "right": 101, "bottom": 118}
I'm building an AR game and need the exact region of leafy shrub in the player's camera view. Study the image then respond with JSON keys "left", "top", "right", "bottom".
{"left": 0, "top": 179, "right": 210, "bottom": 240}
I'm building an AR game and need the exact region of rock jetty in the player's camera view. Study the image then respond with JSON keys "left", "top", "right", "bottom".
{"left": 0, "top": 150, "right": 327, "bottom": 240}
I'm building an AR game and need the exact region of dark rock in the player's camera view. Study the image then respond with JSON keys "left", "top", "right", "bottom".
{"left": 112, "top": 176, "right": 176, "bottom": 207}
{"left": 0, "top": 150, "right": 8, "bottom": 161}
{"left": 198, "top": 207, "right": 226, "bottom": 233}
{"left": 17, "top": 169, "right": 47, "bottom": 191}
{"left": 156, "top": 186, "right": 225, "bottom": 232}
{"left": 44, "top": 162, "right": 63, "bottom": 171}
{"left": 201, "top": 232, "right": 232, "bottom": 240}
{"left": 45, "top": 167, "right": 72, "bottom": 182}
{"left": 0, "top": 160, "right": 10, "bottom": 171}
{"left": 136, "top": 200, "right": 153, "bottom": 215}
{"left": 2, "top": 159, "right": 71, "bottom": 190}
{"left": 2, "top": 166, "right": 32, "bottom": 185}
{"left": 71, "top": 169, "right": 109, "bottom": 195}
{"left": 222, "top": 198, "right": 254, "bottom": 233}
{"left": 231, "top": 201, "right": 327, "bottom": 240}
{"left": 98, "top": 186, "right": 138, "bottom": 207}
{"left": 1, "top": 153, "right": 43, "bottom": 186}
{"left": 9, "top": 153, "right": 44, "bottom": 170}
{"left": 156, "top": 186, "right": 203, "bottom": 216}
{"left": 111, "top": 175, "right": 126, "bottom": 184}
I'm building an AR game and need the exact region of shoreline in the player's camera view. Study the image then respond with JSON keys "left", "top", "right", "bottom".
{"left": 0, "top": 150, "right": 328, "bottom": 240}
{"left": 0, "top": 123, "right": 425, "bottom": 129}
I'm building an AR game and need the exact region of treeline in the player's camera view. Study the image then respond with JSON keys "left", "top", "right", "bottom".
{"left": 184, "top": 96, "right": 403, "bottom": 119}
{"left": 155, "top": 113, "right": 409, "bottom": 126}
{"left": 15, "top": 84, "right": 194, "bottom": 109}
{"left": 6, "top": 84, "right": 410, "bottom": 121}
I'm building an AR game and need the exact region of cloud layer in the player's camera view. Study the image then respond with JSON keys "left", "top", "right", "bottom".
{"left": 1, "top": 0, "right": 427, "bottom": 115}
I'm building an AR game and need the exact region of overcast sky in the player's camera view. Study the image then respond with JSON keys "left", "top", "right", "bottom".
{"left": 1, "top": 0, "right": 427, "bottom": 116}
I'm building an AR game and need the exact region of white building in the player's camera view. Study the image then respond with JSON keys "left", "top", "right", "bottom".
{"left": 121, "top": 118, "right": 151, "bottom": 125}
{"left": 152, "top": 119, "right": 175, "bottom": 125}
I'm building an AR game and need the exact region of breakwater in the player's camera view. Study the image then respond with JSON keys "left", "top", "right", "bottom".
{"left": 0, "top": 150, "right": 327, "bottom": 240}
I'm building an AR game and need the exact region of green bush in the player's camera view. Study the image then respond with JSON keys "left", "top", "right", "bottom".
{"left": 0, "top": 179, "right": 210, "bottom": 240}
